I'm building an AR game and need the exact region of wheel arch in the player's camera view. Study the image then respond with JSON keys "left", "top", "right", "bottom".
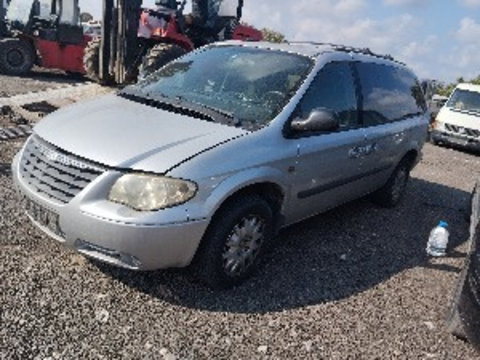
{"left": 188, "top": 179, "right": 286, "bottom": 284}
{"left": 211, "top": 181, "right": 286, "bottom": 230}
{"left": 402, "top": 148, "right": 420, "bottom": 170}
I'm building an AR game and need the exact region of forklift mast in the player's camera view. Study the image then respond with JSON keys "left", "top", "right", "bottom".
{"left": 0, "top": 0, "right": 9, "bottom": 36}
{"left": 0, "top": 0, "right": 8, "bottom": 20}
{"left": 100, "top": 0, "right": 142, "bottom": 84}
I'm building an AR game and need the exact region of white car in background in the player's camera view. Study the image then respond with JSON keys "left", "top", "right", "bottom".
{"left": 431, "top": 83, "right": 480, "bottom": 151}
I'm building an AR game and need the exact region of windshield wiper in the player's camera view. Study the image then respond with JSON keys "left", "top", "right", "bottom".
{"left": 171, "top": 96, "right": 243, "bottom": 127}
{"left": 120, "top": 89, "right": 243, "bottom": 127}
{"left": 119, "top": 90, "right": 213, "bottom": 122}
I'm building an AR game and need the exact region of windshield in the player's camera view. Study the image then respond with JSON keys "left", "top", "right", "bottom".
{"left": 447, "top": 88, "right": 480, "bottom": 114}
{"left": 124, "top": 46, "right": 313, "bottom": 130}
{"left": 6, "top": 0, "right": 34, "bottom": 25}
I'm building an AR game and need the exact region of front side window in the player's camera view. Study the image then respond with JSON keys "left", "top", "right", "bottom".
{"left": 356, "top": 62, "right": 425, "bottom": 126}
{"left": 293, "top": 61, "right": 359, "bottom": 130}
{"left": 124, "top": 46, "right": 313, "bottom": 130}
{"left": 447, "top": 89, "right": 480, "bottom": 114}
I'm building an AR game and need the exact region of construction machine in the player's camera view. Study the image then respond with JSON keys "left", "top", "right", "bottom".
{"left": 86, "top": 0, "right": 262, "bottom": 85}
{"left": 0, "top": 0, "right": 90, "bottom": 75}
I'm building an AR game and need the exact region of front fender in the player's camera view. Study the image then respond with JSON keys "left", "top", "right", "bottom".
{"left": 188, "top": 166, "right": 290, "bottom": 221}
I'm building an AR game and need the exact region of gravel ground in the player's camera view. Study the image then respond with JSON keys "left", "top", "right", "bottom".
{"left": 0, "top": 69, "right": 84, "bottom": 98}
{"left": 1, "top": 83, "right": 480, "bottom": 358}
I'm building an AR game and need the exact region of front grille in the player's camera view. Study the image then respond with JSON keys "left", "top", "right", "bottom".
{"left": 19, "top": 135, "right": 105, "bottom": 204}
{"left": 445, "top": 124, "right": 480, "bottom": 138}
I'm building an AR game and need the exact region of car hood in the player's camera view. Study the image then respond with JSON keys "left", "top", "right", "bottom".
{"left": 34, "top": 94, "right": 248, "bottom": 173}
{"left": 437, "top": 107, "right": 480, "bottom": 130}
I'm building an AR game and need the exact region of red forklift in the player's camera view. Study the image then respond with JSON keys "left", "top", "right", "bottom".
{"left": 0, "top": 0, "right": 90, "bottom": 75}
{"left": 87, "top": 0, "right": 263, "bottom": 85}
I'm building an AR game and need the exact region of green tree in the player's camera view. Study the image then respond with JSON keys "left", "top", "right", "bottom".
{"left": 436, "top": 83, "right": 456, "bottom": 97}
{"left": 435, "top": 75, "right": 480, "bottom": 97}
{"left": 261, "top": 28, "right": 287, "bottom": 43}
{"left": 471, "top": 75, "right": 480, "bottom": 85}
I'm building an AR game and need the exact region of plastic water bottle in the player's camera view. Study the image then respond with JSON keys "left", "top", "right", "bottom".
{"left": 426, "top": 221, "right": 449, "bottom": 257}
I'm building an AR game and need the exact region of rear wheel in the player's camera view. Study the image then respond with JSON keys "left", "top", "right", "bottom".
{"left": 192, "top": 195, "right": 274, "bottom": 289}
{"left": 371, "top": 159, "right": 411, "bottom": 208}
{"left": 138, "top": 43, "right": 187, "bottom": 81}
{"left": 0, "top": 38, "right": 34, "bottom": 76}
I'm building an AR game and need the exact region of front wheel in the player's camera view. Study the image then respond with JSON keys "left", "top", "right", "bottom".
{"left": 192, "top": 195, "right": 274, "bottom": 289}
{"left": 0, "top": 38, "right": 35, "bottom": 76}
{"left": 371, "top": 159, "right": 411, "bottom": 208}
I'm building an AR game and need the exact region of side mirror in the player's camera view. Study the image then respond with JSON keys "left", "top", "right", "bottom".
{"left": 290, "top": 108, "right": 340, "bottom": 133}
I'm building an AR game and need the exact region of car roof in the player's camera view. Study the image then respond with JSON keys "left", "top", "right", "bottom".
{"left": 456, "top": 83, "right": 480, "bottom": 93}
{"left": 214, "top": 40, "right": 404, "bottom": 65}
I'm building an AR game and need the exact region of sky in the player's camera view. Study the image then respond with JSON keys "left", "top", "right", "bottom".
{"left": 80, "top": 0, "right": 480, "bottom": 83}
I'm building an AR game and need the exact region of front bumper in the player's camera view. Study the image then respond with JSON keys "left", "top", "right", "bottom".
{"left": 431, "top": 130, "right": 480, "bottom": 151}
{"left": 11, "top": 153, "right": 210, "bottom": 271}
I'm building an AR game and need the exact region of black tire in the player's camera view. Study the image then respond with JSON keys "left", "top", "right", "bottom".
{"left": 83, "top": 38, "right": 113, "bottom": 84}
{"left": 192, "top": 195, "right": 274, "bottom": 289}
{"left": 446, "top": 265, "right": 468, "bottom": 340}
{"left": 138, "top": 43, "right": 187, "bottom": 81}
{"left": 0, "top": 38, "right": 35, "bottom": 76}
{"left": 371, "top": 159, "right": 411, "bottom": 208}
{"left": 83, "top": 38, "right": 101, "bottom": 82}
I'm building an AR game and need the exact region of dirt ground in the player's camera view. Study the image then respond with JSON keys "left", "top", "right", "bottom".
{"left": 1, "top": 73, "right": 479, "bottom": 359}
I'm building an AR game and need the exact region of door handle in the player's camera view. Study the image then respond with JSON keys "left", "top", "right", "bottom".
{"left": 393, "top": 132, "right": 405, "bottom": 143}
{"left": 349, "top": 143, "right": 378, "bottom": 158}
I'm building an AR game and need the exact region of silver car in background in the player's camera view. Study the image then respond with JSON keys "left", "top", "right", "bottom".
{"left": 12, "top": 41, "right": 428, "bottom": 288}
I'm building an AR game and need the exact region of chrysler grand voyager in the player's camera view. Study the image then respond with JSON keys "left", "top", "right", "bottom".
{"left": 12, "top": 41, "right": 428, "bottom": 288}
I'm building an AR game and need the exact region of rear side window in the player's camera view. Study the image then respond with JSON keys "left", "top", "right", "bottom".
{"left": 356, "top": 62, "right": 426, "bottom": 126}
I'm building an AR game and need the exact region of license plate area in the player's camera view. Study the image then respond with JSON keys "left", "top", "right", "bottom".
{"left": 449, "top": 137, "right": 469, "bottom": 146}
{"left": 20, "top": 194, "right": 64, "bottom": 238}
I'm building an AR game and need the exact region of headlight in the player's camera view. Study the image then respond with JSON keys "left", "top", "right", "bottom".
{"left": 108, "top": 174, "right": 197, "bottom": 211}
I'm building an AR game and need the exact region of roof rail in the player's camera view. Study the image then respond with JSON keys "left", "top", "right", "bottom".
{"left": 288, "top": 41, "right": 405, "bottom": 65}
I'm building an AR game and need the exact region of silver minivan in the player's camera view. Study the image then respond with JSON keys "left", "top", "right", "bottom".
{"left": 12, "top": 41, "right": 428, "bottom": 288}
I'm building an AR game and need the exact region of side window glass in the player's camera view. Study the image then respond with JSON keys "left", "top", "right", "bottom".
{"left": 356, "top": 62, "right": 425, "bottom": 127}
{"left": 296, "top": 62, "right": 358, "bottom": 130}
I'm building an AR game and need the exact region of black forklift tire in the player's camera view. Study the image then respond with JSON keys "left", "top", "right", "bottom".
{"left": 83, "top": 38, "right": 101, "bottom": 82}
{"left": 0, "top": 38, "right": 35, "bottom": 76}
{"left": 83, "top": 38, "right": 113, "bottom": 85}
{"left": 138, "top": 43, "right": 187, "bottom": 81}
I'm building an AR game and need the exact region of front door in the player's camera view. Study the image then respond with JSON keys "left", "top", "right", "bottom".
{"left": 285, "top": 61, "right": 369, "bottom": 224}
